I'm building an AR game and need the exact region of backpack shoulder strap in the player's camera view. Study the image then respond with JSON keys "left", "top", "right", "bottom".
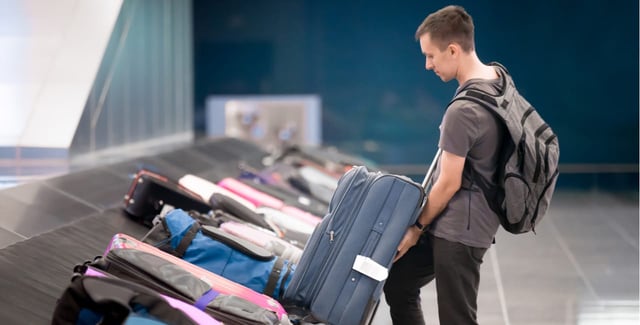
{"left": 449, "top": 62, "right": 519, "bottom": 123}
{"left": 487, "top": 61, "right": 510, "bottom": 75}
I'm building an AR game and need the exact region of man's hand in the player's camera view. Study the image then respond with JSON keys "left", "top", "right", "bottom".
{"left": 393, "top": 226, "right": 423, "bottom": 263}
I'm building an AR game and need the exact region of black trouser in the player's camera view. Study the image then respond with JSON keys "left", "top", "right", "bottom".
{"left": 383, "top": 234, "right": 487, "bottom": 325}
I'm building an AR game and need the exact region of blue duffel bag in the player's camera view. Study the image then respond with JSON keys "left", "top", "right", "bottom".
{"left": 158, "top": 209, "right": 295, "bottom": 300}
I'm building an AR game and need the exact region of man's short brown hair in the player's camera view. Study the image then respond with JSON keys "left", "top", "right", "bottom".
{"left": 415, "top": 5, "right": 475, "bottom": 52}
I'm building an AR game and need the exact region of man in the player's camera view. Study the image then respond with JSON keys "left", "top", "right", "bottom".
{"left": 383, "top": 5, "right": 506, "bottom": 325}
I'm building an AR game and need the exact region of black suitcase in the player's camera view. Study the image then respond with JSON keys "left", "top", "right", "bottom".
{"left": 123, "top": 169, "right": 211, "bottom": 226}
{"left": 269, "top": 144, "right": 379, "bottom": 175}
{"left": 238, "top": 178, "right": 329, "bottom": 217}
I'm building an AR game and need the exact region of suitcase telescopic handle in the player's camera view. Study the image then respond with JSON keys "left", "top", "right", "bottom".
{"left": 421, "top": 148, "right": 443, "bottom": 190}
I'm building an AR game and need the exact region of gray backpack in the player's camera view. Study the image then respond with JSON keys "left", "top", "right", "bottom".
{"left": 453, "top": 62, "right": 560, "bottom": 234}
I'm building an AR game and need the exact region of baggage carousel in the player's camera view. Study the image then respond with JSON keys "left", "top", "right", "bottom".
{"left": 0, "top": 137, "right": 271, "bottom": 324}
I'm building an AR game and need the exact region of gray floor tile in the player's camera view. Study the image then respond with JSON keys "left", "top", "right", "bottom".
{"left": 371, "top": 190, "right": 639, "bottom": 325}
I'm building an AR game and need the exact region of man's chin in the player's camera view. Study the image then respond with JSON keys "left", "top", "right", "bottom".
{"left": 434, "top": 72, "right": 450, "bottom": 82}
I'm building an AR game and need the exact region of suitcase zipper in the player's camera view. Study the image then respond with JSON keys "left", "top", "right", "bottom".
{"left": 308, "top": 171, "right": 378, "bottom": 301}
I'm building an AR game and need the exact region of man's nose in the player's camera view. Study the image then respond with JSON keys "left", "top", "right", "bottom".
{"left": 425, "top": 59, "right": 433, "bottom": 70}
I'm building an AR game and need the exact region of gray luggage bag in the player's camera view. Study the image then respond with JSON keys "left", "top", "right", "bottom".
{"left": 282, "top": 151, "right": 441, "bottom": 325}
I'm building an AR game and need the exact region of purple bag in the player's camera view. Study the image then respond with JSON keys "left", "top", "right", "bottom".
{"left": 85, "top": 267, "right": 222, "bottom": 324}
{"left": 51, "top": 265, "right": 222, "bottom": 325}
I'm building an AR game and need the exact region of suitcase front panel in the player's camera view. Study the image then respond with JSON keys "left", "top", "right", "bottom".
{"left": 282, "top": 166, "right": 369, "bottom": 306}
{"left": 282, "top": 166, "right": 424, "bottom": 325}
{"left": 314, "top": 177, "right": 423, "bottom": 324}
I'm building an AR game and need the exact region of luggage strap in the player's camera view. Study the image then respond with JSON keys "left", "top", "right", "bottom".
{"left": 264, "top": 257, "right": 285, "bottom": 298}
{"left": 278, "top": 261, "right": 294, "bottom": 300}
{"left": 194, "top": 288, "right": 220, "bottom": 310}
{"left": 175, "top": 222, "right": 201, "bottom": 258}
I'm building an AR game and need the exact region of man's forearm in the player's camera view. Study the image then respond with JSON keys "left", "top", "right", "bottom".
{"left": 417, "top": 180, "right": 459, "bottom": 226}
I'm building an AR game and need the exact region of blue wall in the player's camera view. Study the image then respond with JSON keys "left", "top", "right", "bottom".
{"left": 193, "top": 0, "right": 638, "bottom": 188}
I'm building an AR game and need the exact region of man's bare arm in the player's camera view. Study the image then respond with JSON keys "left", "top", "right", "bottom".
{"left": 394, "top": 150, "right": 466, "bottom": 262}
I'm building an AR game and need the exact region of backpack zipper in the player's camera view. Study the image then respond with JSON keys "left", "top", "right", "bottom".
{"left": 531, "top": 168, "right": 560, "bottom": 233}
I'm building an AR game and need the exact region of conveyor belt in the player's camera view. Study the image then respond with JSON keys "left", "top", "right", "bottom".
{"left": 0, "top": 137, "right": 269, "bottom": 324}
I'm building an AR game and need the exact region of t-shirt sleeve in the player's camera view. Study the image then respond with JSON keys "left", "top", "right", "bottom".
{"left": 438, "top": 104, "right": 479, "bottom": 157}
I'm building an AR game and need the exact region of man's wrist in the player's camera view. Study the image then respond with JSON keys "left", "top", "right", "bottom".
{"left": 413, "top": 220, "right": 427, "bottom": 231}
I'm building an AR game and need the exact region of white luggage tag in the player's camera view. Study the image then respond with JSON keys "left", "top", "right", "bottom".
{"left": 352, "top": 255, "right": 389, "bottom": 282}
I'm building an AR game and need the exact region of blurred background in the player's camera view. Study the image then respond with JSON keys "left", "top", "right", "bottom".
{"left": 0, "top": 1, "right": 637, "bottom": 324}
{"left": 0, "top": 0, "right": 637, "bottom": 190}
{"left": 191, "top": 0, "right": 639, "bottom": 190}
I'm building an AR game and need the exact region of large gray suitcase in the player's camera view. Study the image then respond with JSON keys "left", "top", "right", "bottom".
{"left": 282, "top": 151, "right": 440, "bottom": 325}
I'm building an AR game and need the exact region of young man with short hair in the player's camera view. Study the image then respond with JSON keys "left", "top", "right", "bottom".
{"left": 384, "top": 5, "right": 507, "bottom": 324}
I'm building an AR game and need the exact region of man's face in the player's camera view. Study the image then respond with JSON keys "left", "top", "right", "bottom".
{"left": 419, "top": 33, "right": 456, "bottom": 82}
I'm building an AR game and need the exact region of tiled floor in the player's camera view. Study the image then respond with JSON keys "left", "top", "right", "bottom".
{"left": 0, "top": 138, "right": 637, "bottom": 324}
{"left": 370, "top": 191, "right": 639, "bottom": 325}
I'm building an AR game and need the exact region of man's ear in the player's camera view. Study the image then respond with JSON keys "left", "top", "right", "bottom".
{"left": 448, "top": 43, "right": 459, "bottom": 57}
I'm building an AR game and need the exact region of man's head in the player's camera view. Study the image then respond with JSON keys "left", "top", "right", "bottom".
{"left": 415, "top": 5, "right": 475, "bottom": 82}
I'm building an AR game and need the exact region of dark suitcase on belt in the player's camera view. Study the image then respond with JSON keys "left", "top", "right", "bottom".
{"left": 123, "top": 169, "right": 211, "bottom": 226}
{"left": 239, "top": 162, "right": 335, "bottom": 205}
{"left": 238, "top": 177, "right": 329, "bottom": 217}
{"left": 282, "top": 151, "right": 441, "bottom": 325}
{"left": 270, "top": 144, "right": 379, "bottom": 175}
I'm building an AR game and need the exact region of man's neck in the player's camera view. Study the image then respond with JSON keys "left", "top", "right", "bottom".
{"left": 456, "top": 52, "right": 498, "bottom": 85}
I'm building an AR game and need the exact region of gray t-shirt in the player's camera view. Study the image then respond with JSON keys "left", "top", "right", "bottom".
{"left": 428, "top": 71, "right": 505, "bottom": 248}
